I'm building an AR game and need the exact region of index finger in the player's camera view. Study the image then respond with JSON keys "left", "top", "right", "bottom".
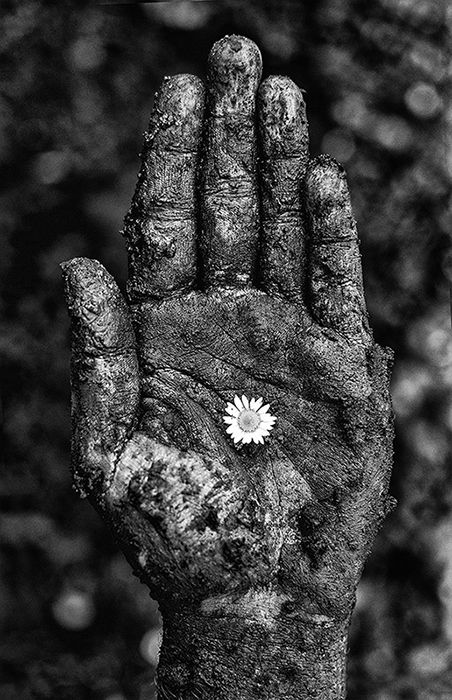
{"left": 124, "top": 74, "right": 205, "bottom": 301}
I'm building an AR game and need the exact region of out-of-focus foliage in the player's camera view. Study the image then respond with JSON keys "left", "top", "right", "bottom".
{"left": 0, "top": 1, "right": 450, "bottom": 698}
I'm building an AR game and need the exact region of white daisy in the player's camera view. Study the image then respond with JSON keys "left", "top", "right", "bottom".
{"left": 223, "top": 394, "right": 276, "bottom": 446}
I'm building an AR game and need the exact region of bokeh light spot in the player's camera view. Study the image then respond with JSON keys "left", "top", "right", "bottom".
{"left": 144, "top": 1, "right": 213, "bottom": 30}
{"left": 33, "top": 150, "right": 71, "bottom": 185}
{"left": 405, "top": 82, "right": 442, "bottom": 119}
{"left": 70, "top": 37, "right": 105, "bottom": 71}
{"left": 140, "top": 627, "right": 162, "bottom": 667}
{"left": 52, "top": 589, "right": 95, "bottom": 630}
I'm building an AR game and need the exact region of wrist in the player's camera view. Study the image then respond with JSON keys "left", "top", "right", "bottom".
{"left": 157, "top": 590, "right": 350, "bottom": 700}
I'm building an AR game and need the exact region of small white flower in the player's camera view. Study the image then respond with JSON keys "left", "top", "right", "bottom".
{"left": 223, "top": 394, "right": 276, "bottom": 446}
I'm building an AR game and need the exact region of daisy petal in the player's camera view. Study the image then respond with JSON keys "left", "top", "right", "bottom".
{"left": 252, "top": 435, "right": 260, "bottom": 444}
{"left": 234, "top": 395, "right": 243, "bottom": 411}
{"left": 258, "top": 434, "right": 264, "bottom": 444}
{"left": 241, "top": 395, "right": 249, "bottom": 409}
{"left": 226, "top": 402, "right": 240, "bottom": 417}
{"left": 254, "top": 397, "right": 263, "bottom": 409}
{"left": 258, "top": 404, "right": 271, "bottom": 415}
{"left": 249, "top": 398, "right": 257, "bottom": 410}
{"left": 260, "top": 427, "right": 274, "bottom": 435}
{"left": 223, "top": 416, "right": 235, "bottom": 424}
{"left": 242, "top": 434, "right": 252, "bottom": 444}
{"left": 233, "top": 435, "right": 241, "bottom": 443}
{"left": 226, "top": 425, "right": 236, "bottom": 434}
{"left": 261, "top": 418, "right": 276, "bottom": 428}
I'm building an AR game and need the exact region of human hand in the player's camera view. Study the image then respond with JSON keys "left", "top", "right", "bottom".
{"left": 62, "top": 35, "right": 394, "bottom": 700}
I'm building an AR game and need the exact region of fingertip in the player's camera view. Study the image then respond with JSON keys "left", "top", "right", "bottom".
{"left": 61, "top": 255, "right": 103, "bottom": 278}
{"left": 208, "top": 35, "right": 262, "bottom": 113}
{"left": 258, "top": 75, "right": 305, "bottom": 112}
{"left": 306, "top": 156, "right": 354, "bottom": 239}
{"left": 306, "top": 155, "right": 348, "bottom": 200}
{"left": 307, "top": 154, "right": 346, "bottom": 179}
{"left": 209, "top": 34, "right": 262, "bottom": 74}
{"left": 155, "top": 74, "right": 204, "bottom": 116}
{"left": 158, "top": 72, "right": 204, "bottom": 97}
{"left": 62, "top": 257, "right": 113, "bottom": 308}
{"left": 62, "top": 258, "right": 134, "bottom": 355}
{"left": 258, "top": 75, "right": 307, "bottom": 158}
{"left": 150, "top": 73, "right": 205, "bottom": 150}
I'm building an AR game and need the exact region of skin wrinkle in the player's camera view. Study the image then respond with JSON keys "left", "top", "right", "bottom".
{"left": 62, "top": 35, "right": 395, "bottom": 700}
{"left": 133, "top": 294, "right": 371, "bottom": 401}
{"left": 203, "top": 180, "right": 257, "bottom": 197}
{"left": 150, "top": 344, "right": 290, "bottom": 411}
{"left": 142, "top": 371, "right": 236, "bottom": 460}
{"left": 149, "top": 367, "right": 228, "bottom": 403}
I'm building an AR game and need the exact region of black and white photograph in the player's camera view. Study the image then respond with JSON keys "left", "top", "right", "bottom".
{"left": 1, "top": 1, "right": 451, "bottom": 698}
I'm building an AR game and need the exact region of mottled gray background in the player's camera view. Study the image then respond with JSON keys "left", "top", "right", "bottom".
{"left": 1, "top": 1, "right": 450, "bottom": 698}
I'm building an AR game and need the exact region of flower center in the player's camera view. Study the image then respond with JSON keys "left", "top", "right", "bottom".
{"left": 237, "top": 409, "right": 261, "bottom": 432}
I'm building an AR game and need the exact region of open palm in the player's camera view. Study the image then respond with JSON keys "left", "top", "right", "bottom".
{"left": 63, "top": 36, "right": 393, "bottom": 629}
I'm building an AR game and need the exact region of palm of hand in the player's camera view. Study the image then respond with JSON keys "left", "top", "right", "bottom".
{"left": 63, "top": 36, "right": 393, "bottom": 616}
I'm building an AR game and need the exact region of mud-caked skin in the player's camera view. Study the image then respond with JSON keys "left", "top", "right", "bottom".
{"left": 62, "top": 35, "right": 394, "bottom": 700}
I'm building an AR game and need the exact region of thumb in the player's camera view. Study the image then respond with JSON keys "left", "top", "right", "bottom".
{"left": 61, "top": 258, "right": 139, "bottom": 499}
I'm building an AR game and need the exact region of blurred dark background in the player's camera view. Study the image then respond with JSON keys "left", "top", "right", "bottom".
{"left": 1, "top": 1, "right": 451, "bottom": 698}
